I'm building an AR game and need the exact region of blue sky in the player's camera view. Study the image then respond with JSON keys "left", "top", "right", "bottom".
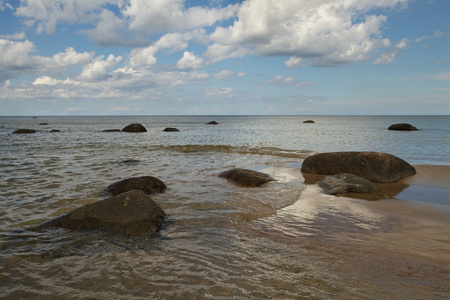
{"left": 0, "top": 0, "right": 449, "bottom": 116}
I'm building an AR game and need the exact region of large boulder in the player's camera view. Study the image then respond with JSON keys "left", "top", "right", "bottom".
{"left": 301, "top": 151, "right": 416, "bottom": 183}
{"left": 388, "top": 123, "right": 418, "bottom": 131}
{"left": 31, "top": 190, "right": 166, "bottom": 235}
{"left": 122, "top": 123, "right": 147, "bottom": 132}
{"left": 317, "top": 173, "right": 378, "bottom": 195}
{"left": 13, "top": 129, "right": 36, "bottom": 134}
{"left": 219, "top": 168, "right": 275, "bottom": 187}
{"left": 106, "top": 176, "right": 167, "bottom": 196}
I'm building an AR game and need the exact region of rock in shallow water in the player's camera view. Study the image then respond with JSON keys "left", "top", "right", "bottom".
{"left": 317, "top": 173, "right": 378, "bottom": 195}
{"left": 388, "top": 123, "right": 418, "bottom": 131}
{"left": 106, "top": 176, "right": 167, "bottom": 196}
{"left": 31, "top": 190, "right": 166, "bottom": 235}
{"left": 219, "top": 168, "right": 275, "bottom": 187}
{"left": 13, "top": 129, "right": 36, "bottom": 134}
{"left": 122, "top": 123, "right": 147, "bottom": 132}
{"left": 301, "top": 151, "right": 416, "bottom": 183}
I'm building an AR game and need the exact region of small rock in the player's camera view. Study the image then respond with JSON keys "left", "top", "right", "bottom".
{"left": 119, "top": 159, "right": 141, "bottom": 165}
{"left": 122, "top": 124, "right": 147, "bottom": 132}
{"left": 13, "top": 129, "right": 36, "bottom": 134}
{"left": 103, "top": 129, "right": 121, "bottom": 132}
{"left": 219, "top": 168, "right": 275, "bottom": 187}
{"left": 106, "top": 176, "right": 167, "bottom": 196}
{"left": 388, "top": 123, "right": 418, "bottom": 131}
{"left": 303, "top": 120, "right": 315, "bottom": 123}
{"left": 38, "top": 123, "right": 48, "bottom": 125}
{"left": 163, "top": 127, "right": 180, "bottom": 132}
{"left": 317, "top": 173, "right": 378, "bottom": 195}
{"left": 207, "top": 121, "right": 218, "bottom": 125}
{"left": 50, "top": 129, "right": 61, "bottom": 132}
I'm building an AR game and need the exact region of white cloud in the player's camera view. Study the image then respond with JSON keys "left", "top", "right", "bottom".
{"left": 122, "top": 0, "right": 238, "bottom": 33}
{"left": 79, "top": 54, "right": 123, "bottom": 80}
{"left": 0, "top": 0, "right": 13, "bottom": 11}
{"left": 214, "top": 70, "right": 234, "bottom": 80}
{"left": 0, "top": 32, "right": 26, "bottom": 40}
{"left": 265, "top": 75, "right": 314, "bottom": 87}
{"left": 284, "top": 57, "right": 304, "bottom": 68}
{"left": 203, "top": 87, "right": 233, "bottom": 97}
{"left": 176, "top": 51, "right": 203, "bottom": 70}
{"left": 237, "top": 72, "right": 246, "bottom": 78}
{"left": 415, "top": 31, "right": 444, "bottom": 43}
{"left": 430, "top": 72, "right": 450, "bottom": 81}
{"left": 208, "top": 0, "right": 408, "bottom": 65}
{"left": 62, "top": 107, "right": 85, "bottom": 115}
{"left": 373, "top": 38, "right": 408, "bottom": 65}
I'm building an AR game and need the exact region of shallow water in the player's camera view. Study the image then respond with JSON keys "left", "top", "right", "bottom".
{"left": 1, "top": 115, "right": 449, "bottom": 299}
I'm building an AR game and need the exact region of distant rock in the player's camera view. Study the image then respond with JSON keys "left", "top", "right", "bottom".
{"left": 301, "top": 151, "right": 416, "bottom": 183}
{"left": 31, "top": 190, "right": 166, "bottom": 235}
{"left": 13, "top": 129, "right": 36, "bottom": 134}
{"left": 119, "top": 159, "right": 141, "bottom": 165}
{"left": 106, "top": 176, "right": 167, "bottom": 196}
{"left": 122, "top": 123, "right": 147, "bottom": 132}
{"left": 163, "top": 127, "right": 180, "bottom": 132}
{"left": 303, "top": 120, "right": 315, "bottom": 123}
{"left": 219, "top": 168, "right": 275, "bottom": 187}
{"left": 207, "top": 121, "right": 218, "bottom": 125}
{"left": 50, "top": 129, "right": 61, "bottom": 132}
{"left": 388, "top": 123, "right": 418, "bottom": 131}
{"left": 317, "top": 173, "right": 378, "bottom": 195}
{"left": 38, "top": 123, "right": 48, "bottom": 125}
{"left": 103, "top": 129, "right": 121, "bottom": 132}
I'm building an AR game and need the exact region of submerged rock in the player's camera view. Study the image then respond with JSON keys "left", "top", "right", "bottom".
{"left": 388, "top": 123, "right": 418, "bottom": 131}
{"left": 301, "top": 151, "right": 416, "bottom": 183}
{"left": 122, "top": 123, "right": 147, "bottom": 132}
{"left": 207, "top": 121, "right": 218, "bottom": 125}
{"left": 103, "top": 129, "right": 121, "bottom": 132}
{"left": 31, "top": 190, "right": 166, "bottom": 235}
{"left": 163, "top": 127, "right": 180, "bottom": 132}
{"left": 119, "top": 159, "right": 141, "bottom": 165}
{"left": 219, "top": 168, "right": 275, "bottom": 187}
{"left": 106, "top": 176, "right": 167, "bottom": 196}
{"left": 13, "top": 129, "right": 36, "bottom": 134}
{"left": 303, "top": 120, "right": 315, "bottom": 123}
{"left": 317, "top": 173, "right": 378, "bottom": 195}
{"left": 38, "top": 123, "right": 48, "bottom": 125}
{"left": 50, "top": 129, "right": 61, "bottom": 132}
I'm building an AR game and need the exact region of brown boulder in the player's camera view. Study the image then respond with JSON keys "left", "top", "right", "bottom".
{"left": 301, "top": 151, "right": 416, "bottom": 183}
{"left": 31, "top": 190, "right": 166, "bottom": 235}
{"left": 163, "top": 127, "right": 180, "bottom": 132}
{"left": 303, "top": 120, "right": 315, "bottom": 123}
{"left": 13, "top": 129, "right": 36, "bottom": 134}
{"left": 122, "top": 123, "right": 147, "bottom": 132}
{"left": 388, "top": 123, "right": 418, "bottom": 131}
{"left": 106, "top": 176, "right": 167, "bottom": 196}
{"left": 219, "top": 168, "right": 275, "bottom": 187}
{"left": 207, "top": 121, "right": 218, "bottom": 125}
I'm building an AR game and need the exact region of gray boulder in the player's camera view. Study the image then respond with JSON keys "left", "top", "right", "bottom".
{"left": 317, "top": 173, "right": 378, "bottom": 195}
{"left": 301, "top": 151, "right": 416, "bottom": 183}
{"left": 122, "top": 123, "right": 147, "bottom": 132}
{"left": 219, "top": 168, "right": 275, "bottom": 187}
{"left": 31, "top": 190, "right": 166, "bottom": 235}
{"left": 106, "top": 176, "right": 167, "bottom": 196}
{"left": 388, "top": 123, "right": 418, "bottom": 131}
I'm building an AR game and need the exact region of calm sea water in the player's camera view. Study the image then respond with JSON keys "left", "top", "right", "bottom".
{"left": 1, "top": 115, "right": 449, "bottom": 299}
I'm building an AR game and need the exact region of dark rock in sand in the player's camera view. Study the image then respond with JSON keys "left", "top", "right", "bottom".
{"left": 303, "top": 120, "right": 315, "bottom": 123}
{"left": 388, "top": 123, "right": 418, "bottom": 131}
{"left": 103, "top": 129, "right": 121, "bottom": 132}
{"left": 163, "top": 127, "right": 180, "bottom": 132}
{"left": 106, "top": 176, "right": 167, "bottom": 196}
{"left": 38, "top": 123, "right": 48, "bottom": 125}
{"left": 50, "top": 129, "right": 61, "bottom": 132}
{"left": 317, "top": 173, "right": 378, "bottom": 195}
{"left": 301, "top": 151, "right": 416, "bottom": 183}
{"left": 119, "top": 159, "right": 141, "bottom": 165}
{"left": 31, "top": 190, "right": 166, "bottom": 235}
{"left": 122, "top": 123, "right": 147, "bottom": 132}
{"left": 13, "top": 129, "right": 36, "bottom": 134}
{"left": 207, "top": 121, "right": 218, "bottom": 125}
{"left": 219, "top": 168, "right": 275, "bottom": 187}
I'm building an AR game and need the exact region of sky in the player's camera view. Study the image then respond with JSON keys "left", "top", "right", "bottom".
{"left": 0, "top": 0, "right": 449, "bottom": 116}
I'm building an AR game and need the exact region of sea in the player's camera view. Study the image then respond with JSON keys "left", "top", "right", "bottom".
{"left": 1, "top": 115, "right": 449, "bottom": 299}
